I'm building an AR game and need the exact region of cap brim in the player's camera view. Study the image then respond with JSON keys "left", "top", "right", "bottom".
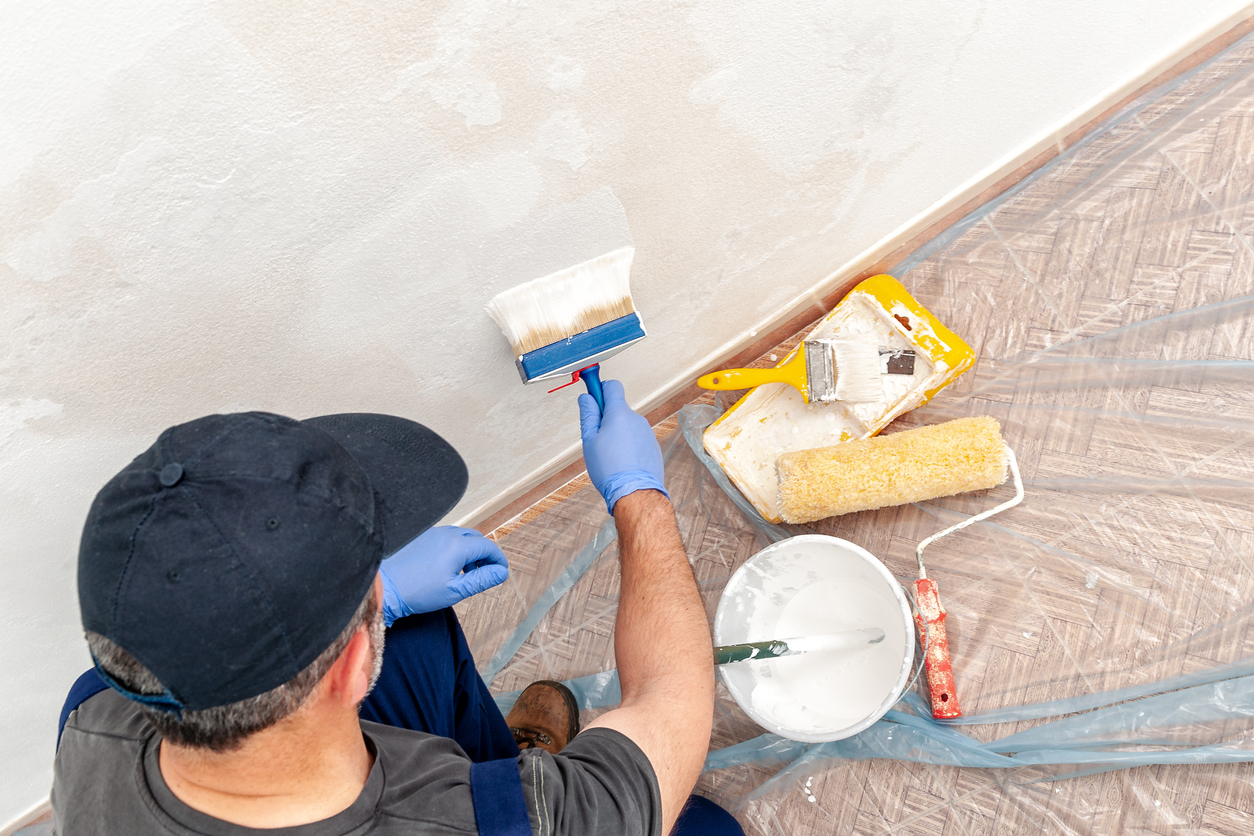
{"left": 303, "top": 414, "right": 468, "bottom": 555}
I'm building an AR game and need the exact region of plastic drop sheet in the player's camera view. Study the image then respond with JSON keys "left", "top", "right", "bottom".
{"left": 455, "top": 33, "right": 1254, "bottom": 836}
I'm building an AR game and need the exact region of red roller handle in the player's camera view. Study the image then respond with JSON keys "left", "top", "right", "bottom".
{"left": 912, "top": 577, "right": 962, "bottom": 719}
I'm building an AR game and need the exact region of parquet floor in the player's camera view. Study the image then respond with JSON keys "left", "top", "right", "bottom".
{"left": 456, "top": 32, "right": 1254, "bottom": 836}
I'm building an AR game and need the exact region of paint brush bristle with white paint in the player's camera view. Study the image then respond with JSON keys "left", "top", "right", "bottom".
{"left": 696, "top": 338, "right": 886, "bottom": 404}
{"left": 827, "top": 340, "right": 882, "bottom": 402}
{"left": 486, "top": 245, "right": 645, "bottom": 412}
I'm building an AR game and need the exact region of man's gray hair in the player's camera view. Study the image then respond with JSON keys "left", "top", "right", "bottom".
{"left": 86, "top": 585, "right": 379, "bottom": 752}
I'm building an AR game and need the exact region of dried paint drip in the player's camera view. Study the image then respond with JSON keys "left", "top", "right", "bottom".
{"left": 714, "top": 535, "right": 915, "bottom": 742}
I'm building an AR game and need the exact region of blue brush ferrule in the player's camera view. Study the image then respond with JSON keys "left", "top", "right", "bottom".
{"left": 516, "top": 313, "right": 646, "bottom": 383}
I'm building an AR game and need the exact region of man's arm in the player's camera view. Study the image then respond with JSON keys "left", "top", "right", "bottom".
{"left": 583, "top": 489, "right": 714, "bottom": 836}
{"left": 575, "top": 379, "right": 714, "bottom": 835}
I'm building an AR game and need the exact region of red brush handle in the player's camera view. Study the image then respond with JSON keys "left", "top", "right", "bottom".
{"left": 912, "top": 577, "right": 962, "bottom": 719}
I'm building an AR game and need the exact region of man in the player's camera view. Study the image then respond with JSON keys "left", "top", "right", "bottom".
{"left": 52, "top": 380, "right": 743, "bottom": 835}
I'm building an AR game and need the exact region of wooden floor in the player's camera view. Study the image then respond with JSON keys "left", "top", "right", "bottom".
{"left": 457, "top": 32, "right": 1254, "bottom": 836}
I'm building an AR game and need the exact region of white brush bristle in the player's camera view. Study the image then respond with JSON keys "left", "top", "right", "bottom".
{"left": 830, "top": 340, "right": 882, "bottom": 402}
{"left": 486, "top": 246, "right": 636, "bottom": 356}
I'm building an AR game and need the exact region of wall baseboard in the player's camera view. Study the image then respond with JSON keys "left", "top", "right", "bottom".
{"left": 468, "top": 3, "right": 1254, "bottom": 535}
{"left": 2, "top": 800, "right": 50, "bottom": 836}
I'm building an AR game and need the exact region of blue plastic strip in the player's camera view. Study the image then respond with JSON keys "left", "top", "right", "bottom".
{"left": 480, "top": 518, "right": 618, "bottom": 687}
{"left": 1035, "top": 294, "right": 1254, "bottom": 358}
{"left": 984, "top": 672, "right": 1254, "bottom": 751}
{"left": 517, "top": 313, "right": 645, "bottom": 381}
{"left": 91, "top": 659, "right": 183, "bottom": 714}
{"left": 14, "top": 823, "right": 54, "bottom": 836}
{"left": 678, "top": 405, "right": 808, "bottom": 545}
{"left": 950, "top": 660, "right": 1254, "bottom": 726}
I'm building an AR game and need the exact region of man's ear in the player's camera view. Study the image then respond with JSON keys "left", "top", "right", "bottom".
{"left": 325, "top": 626, "right": 374, "bottom": 708}
{"left": 324, "top": 576, "right": 383, "bottom": 707}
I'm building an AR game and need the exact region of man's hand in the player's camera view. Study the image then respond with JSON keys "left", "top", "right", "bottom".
{"left": 578, "top": 379, "right": 667, "bottom": 514}
{"left": 378, "top": 527, "right": 509, "bottom": 626}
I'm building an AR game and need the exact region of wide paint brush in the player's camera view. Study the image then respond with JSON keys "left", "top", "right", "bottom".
{"left": 486, "top": 246, "right": 644, "bottom": 411}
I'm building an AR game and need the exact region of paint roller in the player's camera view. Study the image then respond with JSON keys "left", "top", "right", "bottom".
{"left": 777, "top": 417, "right": 1009, "bottom": 521}
{"left": 775, "top": 416, "right": 1024, "bottom": 720}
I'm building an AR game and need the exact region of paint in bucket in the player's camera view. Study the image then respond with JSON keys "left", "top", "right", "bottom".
{"left": 713, "top": 535, "right": 915, "bottom": 742}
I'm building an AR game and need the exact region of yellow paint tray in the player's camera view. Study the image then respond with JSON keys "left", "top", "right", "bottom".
{"left": 703, "top": 275, "right": 975, "bottom": 523}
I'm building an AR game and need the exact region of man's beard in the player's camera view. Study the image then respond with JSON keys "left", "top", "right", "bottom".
{"left": 364, "top": 602, "right": 386, "bottom": 696}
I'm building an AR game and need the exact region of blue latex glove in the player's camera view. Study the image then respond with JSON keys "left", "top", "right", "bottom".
{"left": 578, "top": 378, "right": 669, "bottom": 514}
{"left": 379, "top": 526, "right": 509, "bottom": 626}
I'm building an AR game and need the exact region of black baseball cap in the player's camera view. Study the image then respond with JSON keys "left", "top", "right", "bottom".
{"left": 77, "top": 411, "right": 467, "bottom": 713}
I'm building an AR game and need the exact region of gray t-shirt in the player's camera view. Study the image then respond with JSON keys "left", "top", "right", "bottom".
{"left": 51, "top": 689, "right": 660, "bottom": 836}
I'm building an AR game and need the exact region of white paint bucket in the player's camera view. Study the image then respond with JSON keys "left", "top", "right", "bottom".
{"left": 713, "top": 535, "right": 915, "bottom": 742}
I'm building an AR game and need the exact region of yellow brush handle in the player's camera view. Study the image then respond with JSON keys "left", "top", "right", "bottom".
{"left": 697, "top": 351, "right": 809, "bottom": 399}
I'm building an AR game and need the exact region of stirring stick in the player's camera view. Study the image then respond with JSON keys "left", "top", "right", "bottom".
{"left": 714, "top": 628, "right": 886, "bottom": 665}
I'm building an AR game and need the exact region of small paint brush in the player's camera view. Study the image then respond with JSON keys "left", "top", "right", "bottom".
{"left": 486, "top": 246, "right": 645, "bottom": 412}
{"left": 697, "top": 342, "right": 906, "bottom": 404}
{"left": 714, "top": 628, "right": 886, "bottom": 665}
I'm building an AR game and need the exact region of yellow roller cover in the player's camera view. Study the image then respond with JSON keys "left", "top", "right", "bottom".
{"left": 777, "top": 417, "right": 1008, "bottom": 523}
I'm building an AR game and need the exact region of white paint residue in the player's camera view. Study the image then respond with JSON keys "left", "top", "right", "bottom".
{"left": 0, "top": 399, "right": 64, "bottom": 449}
{"left": 536, "top": 110, "right": 592, "bottom": 171}
{"left": 462, "top": 153, "right": 544, "bottom": 231}
{"left": 389, "top": 61, "right": 502, "bottom": 126}
{"left": 690, "top": 67, "right": 739, "bottom": 108}
{"left": 715, "top": 536, "right": 912, "bottom": 741}
{"left": 837, "top": 296, "right": 936, "bottom": 427}
{"left": 545, "top": 56, "right": 585, "bottom": 91}
{"left": 383, "top": 3, "right": 502, "bottom": 127}
{"left": 769, "top": 578, "right": 908, "bottom": 731}
{"left": 750, "top": 676, "right": 815, "bottom": 731}
{"left": 3, "top": 138, "right": 176, "bottom": 281}
{"left": 686, "top": 3, "right": 917, "bottom": 173}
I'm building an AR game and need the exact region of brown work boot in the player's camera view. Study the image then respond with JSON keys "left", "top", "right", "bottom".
{"left": 506, "top": 680, "right": 580, "bottom": 755}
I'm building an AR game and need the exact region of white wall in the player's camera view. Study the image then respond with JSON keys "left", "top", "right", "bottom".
{"left": 2, "top": 0, "right": 1251, "bottom": 824}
